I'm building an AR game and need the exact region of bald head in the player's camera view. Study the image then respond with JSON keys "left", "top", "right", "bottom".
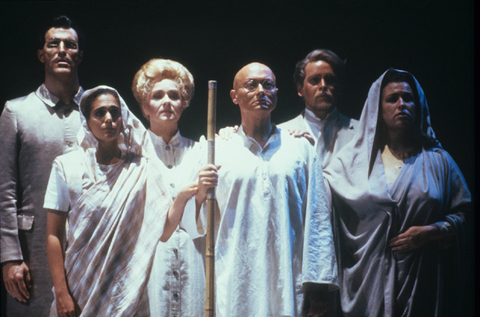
{"left": 233, "top": 63, "right": 276, "bottom": 90}
{"left": 230, "top": 62, "right": 278, "bottom": 116}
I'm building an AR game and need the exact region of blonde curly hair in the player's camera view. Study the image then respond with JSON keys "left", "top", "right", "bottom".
{"left": 132, "top": 58, "right": 195, "bottom": 114}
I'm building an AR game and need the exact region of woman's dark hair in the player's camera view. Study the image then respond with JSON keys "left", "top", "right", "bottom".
{"left": 38, "top": 15, "right": 85, "bottom": 50}
{"left": 81, "top": 89, "right": 121, "bottom": 120}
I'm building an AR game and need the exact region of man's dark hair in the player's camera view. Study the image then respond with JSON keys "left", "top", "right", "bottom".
{"left": 38, "top": 15, "right": 85, "bottom": 50}
{"left": 294, "top": 49, "right": 345, "bottom": 88}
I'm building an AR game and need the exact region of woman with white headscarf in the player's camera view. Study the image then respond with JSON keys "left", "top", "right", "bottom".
{"left": 44, "top": 86, "right": 198, "bottom": 316}
{"left": 324, "top": 69, "right": 470, "bottom": 316}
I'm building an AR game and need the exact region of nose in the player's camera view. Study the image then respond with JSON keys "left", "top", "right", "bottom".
{"left": 104, "top": 111, "right": 113, "bottom": 122}
{"left": 318, "top": 78, "right": 328, "bottom": 90}
{"left": 58, "top": 40, "right": 66, "bottom": 52}
{"left": 256, "top": 83, "right": 265, "bottom": 95}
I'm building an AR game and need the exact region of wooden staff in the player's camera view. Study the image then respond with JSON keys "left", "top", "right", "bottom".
{"left": 206, "top": 80, "right": 217, "bottom": 317}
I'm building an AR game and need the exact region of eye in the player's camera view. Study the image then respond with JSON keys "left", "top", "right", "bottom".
{"left": 324, "top": 75, "right": 337, "bottom": 87}
{"left": 244, "top": 80, "right": 257, "bottom": 91}
{"left": 46, "top": 40, "right": 60, "bottom": 48}
{"left": 64, "top": 40, "right": 78, "bottom": 49}
{"left": 152, "top": 92, "right": 165, "bottom": 100}
{"left": 402, "top": 93, "right": 414, "bottom": 103}
{"left": 109, "top": 107, "right": 121, "bottom": 120}
{"left": 93, "top": 108, "right": 107, "bottom": 118}
{"left": 308, "top": 77, "right": 321, "bottom": 85}
{"left": 168, "top": 91, "right": 180, "bottom": 100}
{"left": 262, "top": 80, "right": 275, "bottom": 90}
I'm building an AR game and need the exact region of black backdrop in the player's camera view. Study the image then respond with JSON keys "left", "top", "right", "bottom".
{"left": 0, "top": 0, "right": 474, "bottom": 314}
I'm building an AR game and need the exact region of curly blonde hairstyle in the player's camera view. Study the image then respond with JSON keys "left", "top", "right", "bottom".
{"left": 132, "top": 58, "right": 195, "bottom": 112}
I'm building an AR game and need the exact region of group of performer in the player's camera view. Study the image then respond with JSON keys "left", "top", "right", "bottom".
{"left": 0, "top": 15, "right": 470, "bottom": 317}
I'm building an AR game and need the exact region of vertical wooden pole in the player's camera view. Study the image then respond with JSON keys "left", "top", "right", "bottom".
{"left": 206, "top": 80, "right": 217, "bottom": 317}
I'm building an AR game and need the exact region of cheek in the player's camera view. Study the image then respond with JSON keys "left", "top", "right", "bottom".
{"left": 173, "top": 102, "right": 185, "bottom": 115}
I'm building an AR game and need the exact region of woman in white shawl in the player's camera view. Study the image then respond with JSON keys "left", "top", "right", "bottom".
{"left": 132, "top": 58, "right": 217, "bottom": 316}
{"left": 45, "top": 86, "right": 198, "bottom": 316}
{"left": 324, "top": 69, "right": 470, "bottom": 316}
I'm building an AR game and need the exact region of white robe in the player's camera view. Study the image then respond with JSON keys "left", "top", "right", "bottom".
{"left": 203, "top": 126, "right": 338, "bottom": 317}
{"left": 148, "top": 130, "right": 206, "bottom": 317}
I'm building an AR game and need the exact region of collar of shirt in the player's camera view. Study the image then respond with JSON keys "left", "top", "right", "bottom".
{"left": 148, "top": 129, "right": 182, "bottom": 148}
{"left": 303, "top": 107, "right": 338, "bottom": 139}
{"left": 36, "top": 83, "right": 84, "bottom": 109}
{"left": 237, "top": 124, "right": 280, "bottom": 155}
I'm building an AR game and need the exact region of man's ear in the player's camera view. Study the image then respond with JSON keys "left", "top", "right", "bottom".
{"left": 296, "top": 83, "right": 304, "bottom": 98}
{"left": 230, "top": 89, "right": 237, "bottom": 105}
{"left": 38, "top": 49, "right": 45, "bottom": 63}
{"left": 77, "top": 51, "right": 84, "bottom": 65}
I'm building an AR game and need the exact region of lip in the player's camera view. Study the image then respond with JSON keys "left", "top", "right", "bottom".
{"left": 395, "top": 112, "right": 411, "bottom": 119}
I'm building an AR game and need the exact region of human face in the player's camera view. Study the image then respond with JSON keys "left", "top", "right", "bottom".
{"left": 298, "top": 60, "right": 337, "bottom": 119}
{"left": 38, "top": 27, "right": 83, "bottom": 77}
{"left": 381, "top": 82, "right": 416, "bottom": 132}
{"left": 230, "top": 63, "right": 277, "bottom": 116}
{"left": 88, "top": 94, "right": 122, "bottom": 144}
{"left": 144, "top": 79, "right": 184, "bottom": 127}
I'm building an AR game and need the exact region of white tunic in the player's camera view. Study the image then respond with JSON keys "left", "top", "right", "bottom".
{"left": 148, "top": 130, "right": 206, "bottom": 317}
{"left": 208, "top": 126, "right": 338, "bottom": 317}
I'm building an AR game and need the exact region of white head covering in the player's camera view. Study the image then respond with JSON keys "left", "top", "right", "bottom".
{"left": 78, "top": 85, "right": 156, "bottom": 159}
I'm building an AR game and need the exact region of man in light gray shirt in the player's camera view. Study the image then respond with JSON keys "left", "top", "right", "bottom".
{"left": 279, "top": 49, "right": 358, "bottom": 169}
{"left": 0, "top": 16, "right": 84, "bottom": 316}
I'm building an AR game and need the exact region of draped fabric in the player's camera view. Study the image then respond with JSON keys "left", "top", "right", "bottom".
{"left": 324, "top": 69, "right": 470, "bottom": 316}
{"left": 45, "top": 86, "right": 172, "bottom": 316}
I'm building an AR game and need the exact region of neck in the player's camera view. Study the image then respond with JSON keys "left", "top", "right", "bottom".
{"left": 96, "top": 141, "right": 121, "bottom": 165}
{"left": 383, "top": 129, "right": 414, "bottom": 156}
{"left": 44, "top": 72, "right": 80, "bottom": 104}
{"left": 150, "top": 121, "right": 178, "bottom": 144}
{"left": 241, "top": 115, "right": 273, "bottom": 148}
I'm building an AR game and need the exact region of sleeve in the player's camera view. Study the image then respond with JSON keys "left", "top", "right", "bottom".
{"left": 43, "top": 159, "right": 70, "bottom": 212}
{"left": 302, "top": 147, "right": 339, "bottom": 291}
{"left": 0, "top": 103, "right": 23, "bottom": 263}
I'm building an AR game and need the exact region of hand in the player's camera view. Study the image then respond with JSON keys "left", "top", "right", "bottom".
{"left": 177, "top": 183, "right": 199, "bottom": 203}
{"left": 2, "top": 261, "right": 31, "bottom": 302}
{"left": 389, "top": 225, "right": 438, "bottom": 252}
{"left": 195, "top": 164, "right": 219, "bottom": 204}
{"left": 217, "top": 125, "right": 239, "bottom": 140}
{"left": 304, "top": 288, "right": 330, "bottom": 317}
{"left": 287, "top": 129, "right": 315, "bottom": 146}
{"left": 55, "top": 290, "right": 80, "bottom": 317}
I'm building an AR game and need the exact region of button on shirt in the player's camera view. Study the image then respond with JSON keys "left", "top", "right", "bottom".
{"left": 147, "top": 130, "right": 206, "bottom": 316}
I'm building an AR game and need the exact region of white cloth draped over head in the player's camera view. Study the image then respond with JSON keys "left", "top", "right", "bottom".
{"left": 324, "top": 69, "right": 470, "bottom": 316}
{"left": 51, "top": 86, "right": 172, "bottom": 316}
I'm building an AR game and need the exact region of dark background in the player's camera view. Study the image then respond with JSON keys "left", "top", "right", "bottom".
{"left": 0, "top": 0, "right": 474, "bottom": 315}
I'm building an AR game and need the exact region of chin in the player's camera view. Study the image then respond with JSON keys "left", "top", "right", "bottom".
{"left": 312, "top": 102, "right": 334, "bottom": 112}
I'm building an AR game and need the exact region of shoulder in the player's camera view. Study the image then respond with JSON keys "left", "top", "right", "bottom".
{"left": 277, "top": 112, "right": 305, "bottom": 130}
{"left": 336, "top": 111, "right": 358, "bottom": 130}
{"left": 53, "top": 151, "right": 86, "bottom": 170}
{"left": 278, "top": 128, "right": 313, "bottom": 153}
{"left": 4, "top": 91, "right": 39, "bottom": 110}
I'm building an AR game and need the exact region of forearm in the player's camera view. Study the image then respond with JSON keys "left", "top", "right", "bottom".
{"left": 46, "top": 234, "right": 70, "bottom": 295}
{"left": 160, "top": 194, "right": 190, "bottom": 242}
